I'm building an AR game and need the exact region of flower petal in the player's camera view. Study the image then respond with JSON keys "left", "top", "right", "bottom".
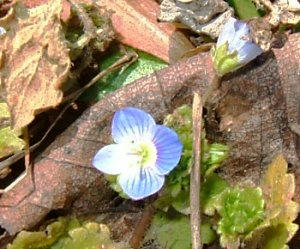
{"left": 112, "top": 107, "right": 156, "bottom": 143}
{"left": 228, "top": 20, "right": 250, "bottom": 54}
{"left": 152, "top": 125, "right": 183, "bottom": 175}
{"left": 217, "top": 17, "right": 236, "bottom": 48}
{"left": 118, "top": 167, "right": 164, "bottom": 200}
{"left": 92, "top": 144, "right": 139, "bottom": 175}
{"left": 238, "top": 41, "right": 263, "bottom": 65}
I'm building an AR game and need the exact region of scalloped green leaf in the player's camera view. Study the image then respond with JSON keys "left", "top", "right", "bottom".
{"left": 8, "top": 217, "right": 125, "bottom": 249}
{"left": 217, "top": 187, "right": 265, "bottom": 236}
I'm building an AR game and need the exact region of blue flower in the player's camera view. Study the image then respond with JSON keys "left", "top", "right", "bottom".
{"left": 92, "top": 107, "right": 183, "bottom": 200}
{"left": 212, "top": 17, "right": 263, "bottom": 76}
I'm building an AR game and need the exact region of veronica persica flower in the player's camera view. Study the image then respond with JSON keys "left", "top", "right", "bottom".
{"left": 92, "top": 107, "right": 183, "bottom": 200}
{"left": 212, "top": 17, "right": 263, "bottom": 76}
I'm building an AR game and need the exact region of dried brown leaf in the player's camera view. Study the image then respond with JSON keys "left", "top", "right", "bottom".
{"left": 210, "top": 34, "right": 300, "bottom": 185}
{"left": 98, "top": 0, "right": 195, "bottom": 63}
{"left": 0, "top": 0, "right": 71, "bottom": 129}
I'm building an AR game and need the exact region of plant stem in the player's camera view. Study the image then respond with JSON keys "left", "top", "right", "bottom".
{"left": 190, "top": 91, "right": 203, "bottom": 249}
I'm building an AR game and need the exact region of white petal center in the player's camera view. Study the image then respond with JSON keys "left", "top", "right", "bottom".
{"left": 128, "top": 141, "right": 157, "bottom": 168}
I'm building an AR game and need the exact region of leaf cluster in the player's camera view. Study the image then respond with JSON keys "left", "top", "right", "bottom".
{"left": 8, "top": 217, "right": 127, "bottom": 249}
{"left": 155, "top": 105, "right": 229, "bottom": 214}
{"left": 148, "top": 106, "right": 299, "bottom": 249}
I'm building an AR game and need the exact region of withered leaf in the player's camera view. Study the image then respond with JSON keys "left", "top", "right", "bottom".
{"left": 0, "top": 0, "right": 71, "bottom": 129}
{"left": 0, "top": 33, "right": 298, "bottom": 238}
{"left": 99, "top": 0, "right": 195, "bottom": 63}
{"left": 211, "top": 33, "right": 300, "bottom": 185}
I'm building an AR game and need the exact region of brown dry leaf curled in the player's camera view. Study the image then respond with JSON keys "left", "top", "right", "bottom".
{"left": 0, "top": 0, "right": 71, "bottom": 129}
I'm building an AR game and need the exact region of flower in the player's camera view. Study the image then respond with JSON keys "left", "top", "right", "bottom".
{"left": 92, "top": 107, "right": 183, "bottom": 200}
{"left": 212, "top": 17, "right": 263, "bottom": 76}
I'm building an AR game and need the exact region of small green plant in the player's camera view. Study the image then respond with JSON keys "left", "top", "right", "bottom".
{"left": 155, "top": 105, "right": 229, "bottom": 214}
{"left": 145, "top": 211, "right": 217, "bottom": 249}
{"left": 145, "top": 106, "right": 299, "bottom": 249}
{"left": 217, "top": 187, "right": 265, "bottom": 248}
{"left": 8, "top": 217, "right": 126, "bottom": 249}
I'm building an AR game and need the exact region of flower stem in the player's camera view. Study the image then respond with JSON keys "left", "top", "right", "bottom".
{"left": 190, "top": 91, "right": 203, "bottom": 249}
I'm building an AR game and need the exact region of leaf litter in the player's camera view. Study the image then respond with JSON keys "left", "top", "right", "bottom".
{"left": 0, "top": 0, "right": 71, "bottom": 129}
{"left": 0, "top": 0, "right": 299, "bottom": 248}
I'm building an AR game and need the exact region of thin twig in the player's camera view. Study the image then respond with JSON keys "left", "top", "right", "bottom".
{"left": 130, "top": 205, "right": 156, "bottom": 249}
{"left": 0, "top": 52, "right": 138, "bottom": 172}
{"left": 190, "top": 91, "right": 203, "bottom": 249}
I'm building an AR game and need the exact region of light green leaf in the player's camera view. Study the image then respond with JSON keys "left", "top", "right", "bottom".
{"left": 217, "top": 187, "right": 265, "bottom": 236}
{"left": 0, "top": 127, "right": 25, "bottom": 159}
{"left": 201, "top": 173, "right": 229, "bottom": 216}
{"left": 8, "top": 217, "right": 126, "bottom": 249}
{"left": 227, "top": 0, "right": 260, "bottom": 20}
{"left": 0, "top": 102, "right": 25, "bottom": 159}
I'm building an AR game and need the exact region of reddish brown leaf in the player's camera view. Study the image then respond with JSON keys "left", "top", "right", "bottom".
{"left": 100, "top": 0, "right": 195, "bottom": 63}
{"left": 0, "top": 50, "right": 214, "bottom": 235}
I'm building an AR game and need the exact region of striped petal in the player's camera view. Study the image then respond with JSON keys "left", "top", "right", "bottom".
{"left": 228, "top": 21, "right": 250, "bottom": 54}
{"left": 112, "top": 107, "right": 156, "bottom": 144}
{"left": 118, "top": 166, "right": 164, "bottom": 200}
{"left": 152, "top": 125, "right": 183, "bottom": 175}
{"left": 92, "top": 144, "right": 139, "bottom": 175}
{"left": 217, "top": 17, "right": 236, "bottom": 48}
{"left": 238, "top": 41, "right": 263, "bottom": 65}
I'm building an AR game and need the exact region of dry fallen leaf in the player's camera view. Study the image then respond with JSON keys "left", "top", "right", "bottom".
{"left": 210, "top": 33, "right": 300, "bottom": 185}
{"left": 0, "top": 0, "right": 71, "bottom": 129}
{"left": 0, "top": 33, "right": 298, "bottom": 239}
{"left": 98, "top": 0, "right": 195, "bottom": 63}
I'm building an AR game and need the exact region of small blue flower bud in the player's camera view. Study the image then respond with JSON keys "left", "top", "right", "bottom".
{"left": 212, "top": 17, "right": 263, "bottom": 76}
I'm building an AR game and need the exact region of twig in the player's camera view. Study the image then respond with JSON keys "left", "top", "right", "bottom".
{"left": 0, "top": 52, "right": 138, "bottom": 173}
{"left": 190, "top": 91, "right": 203, "bottom": 249}
{"left": 130, "top": 205, "right": 156, "bottom": 249}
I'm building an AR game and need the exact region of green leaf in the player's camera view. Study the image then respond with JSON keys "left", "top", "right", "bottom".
{"left": 81, "top": 48, "right": 167, "bottom": 101}
{"left": 157, "top": 105, "right": 228, "bottom": 213}
{"left": 0, "top": 102, "right": 10, "bottom": 119}
{"left": 201, "top": 173, "right": 229, "bottom": 216}
{"left": 7, "top": 218, "right": 68, "bottom": 249}
{"left": 202, "top": 143, "right": 229, "bottom": 176}
{"left": 145, "top": 211, "right": 216, "bottom": 249}
{"left": 0, "top": 102, "right": 25, "bottom": 159}
{"left": 0, "top": 127, "right": 25, "bottom": 159}
{"left": 217, "top": 187, "right": 265, "bottom": 236}
{"left": 227, "top": 0, "right": 260, "bottom": 20}
{"left": 212, "top": 42, "right": 240, "bottom": 76}
{"left": 260, "top": 224, "right": 289, "bottom": 249}
{"left": 172, "top": 190, "right": 190, "bottom": 215}
{"left": 8, "top": 217, "right": 126, "bottom": 249}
